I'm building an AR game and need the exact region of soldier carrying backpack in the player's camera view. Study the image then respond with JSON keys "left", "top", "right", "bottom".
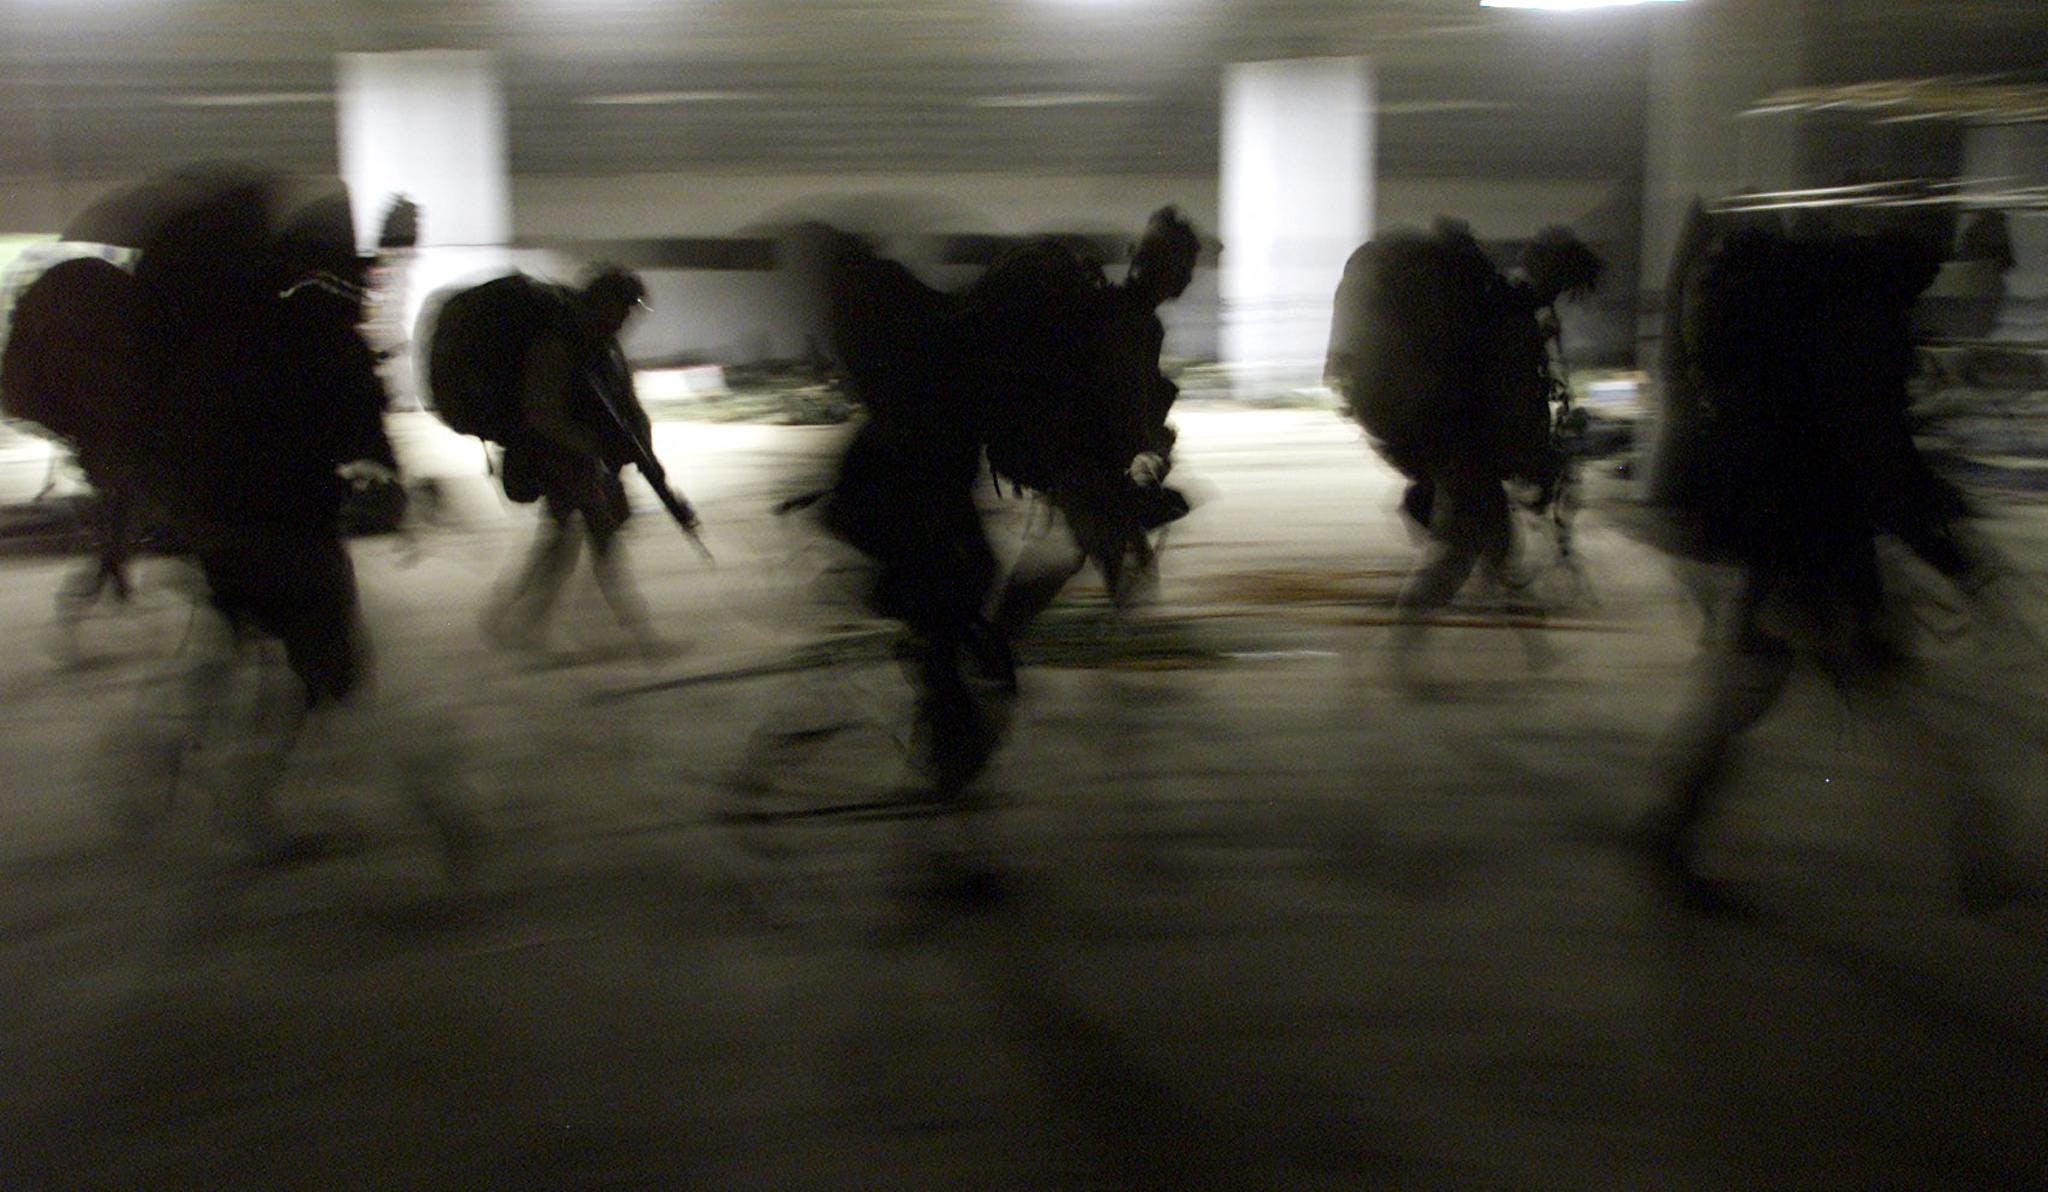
{"left": 988, "top": 206, "right": 1201, "bottom": 636}
{"left": 814, "top": 206, "right": 1204, "bottom": 809}
{"left": 421, "top": 264, "right": 694, "bottom": 660}
{"left": 1637, "top": 206, "right": 2027, "bottom": 914}
{"left": 1326, "top": 219, "right": 1601, "bottom": 689}
{"left": 0, "top": 164, "right": 465, "bottom": 867}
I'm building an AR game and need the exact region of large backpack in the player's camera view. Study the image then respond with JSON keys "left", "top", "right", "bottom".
{"left": 418, "top": 273, "right": 577, "bottom": 443}
{"left": 964, "top": 239, "right": 1118, "bottom": 494}
{"left": 1326, "top": 221, "right": 1547, "bottom": 482}
{"left": 1652, "top": 217, "right": 1956, "bottom": 570}
{"left": 1, "top": 256, "right": 151, "bottom": 451}
{"left": 3, "top": 171, "right": 388, "bottom": 507}
{"left": 824, "top": 235, "right": 1120, "bottom": 494}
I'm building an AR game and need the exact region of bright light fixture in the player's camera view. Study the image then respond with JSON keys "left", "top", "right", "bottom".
{"left": 1481, "top": 1, "right": 1685, "bottom": 9}
{"left": 575, "top": 90, "right": 761, "bottom": 106}
{"left": 1373, "top": 100, "right": 1515, "bottom": 116}
{"left": 971, "top": 92, "right": 1143, "bottom": 109}
{"left": 165, "top": 91, "right": 332, "bottom": 108}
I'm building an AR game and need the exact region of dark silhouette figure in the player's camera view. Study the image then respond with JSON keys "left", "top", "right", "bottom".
{"left": 990, "top": 207, "right": 1200, "bottom": 636}
{"left": 1642, "top": 202, "right": 2022, "bottom": 913}
{"left": 3, "top": 166, "right": 422, "bottom": 858}
{"left": 1955, "top": 208, "right": 2016, "bottom": 272}
{"left": 1914, "top": 208, "right": 2016, "bottom": 342}
{"left": 425, "top": 265, "right": 686, "bottom": 660}
{"left": 4, "top": 169, "right": 399, "bottom": 704}
{"left": 149, "top": 181, "right": 399, "bottom": 710}
{"left": 2, "top": 253, "right": 154, "bottom": 653}
{"left": 816, "top": 206, "right": 1205, "bottom": 803}
{"left": 363, "top": 194, "right": 423, "bottom": 410}
{"left": 1326, "top": 219, "right": 1601, "bottom": 686}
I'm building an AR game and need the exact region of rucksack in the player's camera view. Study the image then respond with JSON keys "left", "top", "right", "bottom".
{"left": 1653, "top": 217, "right": 1956, "bottom": 569}
{"left": 825, "top": 235, "right": 1121, "bottom": 494}
{"left": 4, "top": 167, "right": 394, "bottom": 565}
{"left": 418, "top": 273, "right": 577, "bottom": 443}
{"left": 1326, "top": 221, "right": 1550, "bottom": 483}
{"left": 964, "top": 240, "right": 1118, "bottom": 493}
{"left": 0, "top": 256, "right": 151, "bottom": 449}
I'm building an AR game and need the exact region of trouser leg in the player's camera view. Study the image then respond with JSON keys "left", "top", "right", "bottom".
{"left": 1867, "top": 679, "right": 2022, "bottom": 911}
{"left": 992, "top": 516, "right": 1087, "bottom": 639}
{"left": 587, "top": 519, "right": 665, "bottom": 653}
{"left": 1652, "top": 581, "right": 1796, "bottom": 859}
{"left": 488, "top": 506, "right": 580, "bottom": 645}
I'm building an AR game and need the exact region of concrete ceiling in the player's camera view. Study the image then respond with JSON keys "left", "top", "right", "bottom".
{"left": 0, "top": 0, "right": 2041, "bottom": 184}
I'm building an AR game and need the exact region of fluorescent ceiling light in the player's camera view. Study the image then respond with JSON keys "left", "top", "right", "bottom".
{"left": 165, "top": 91, "right": 332, "bottom": 108}
{"left": 1373, "top": 100, "right": 1515, "bottom": 116}
{"left": 576, "top": 90, "right": 761, "bottom": 106}
{"left": 971, "top": 92, "right": 1143, "bottom": 109}
{"left": 1482, "top": 1, "right": 1685, "bottom": 9}
{"left": 1378, "top": 22, "right": 1491, "bottom": 39}
{"left": 1744, "top": 80, "right": 2048, "bottom": 125}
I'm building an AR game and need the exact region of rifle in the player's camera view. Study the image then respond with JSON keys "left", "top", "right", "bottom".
{"left": 582, "top": 359, "right": 714, "bottom": 564}
{"left": 1537, "top": 302, "right": 1594, "bottom": 604}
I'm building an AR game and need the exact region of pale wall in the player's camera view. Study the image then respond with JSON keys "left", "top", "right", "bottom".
{"left": 508, "top": 171, "right": 1622, "bottom": 243}
{"left": 509, "top": 171, "right": 1220, "bottom": 242}
{"left": 1, "top": 169, "right": 1632, "bottom": 366}
{"left": 510, "top": 171, "right": 1629, "bottom": 366}
{"left": 0, "top": 177, "right": 131, "bottom": 233}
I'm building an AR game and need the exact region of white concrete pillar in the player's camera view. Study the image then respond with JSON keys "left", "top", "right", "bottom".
{"left": 1638, "top": 0, "right": 1803, "bottom": 294}
{"left": 336, "top": 50, "right": 514, "bottom": 407}
{"left": 337, "top": 50, "right": 510, "bottom": 252}
{"left": 1963, "top": 125, "right": 2048, "bottom": 323}
{"left": 1220, "top": 57, "right": 1374, "bottom": 397}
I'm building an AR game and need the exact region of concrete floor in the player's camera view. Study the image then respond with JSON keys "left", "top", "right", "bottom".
{"left": 1, "top": 408, "right": 2045, "bottom": 1189}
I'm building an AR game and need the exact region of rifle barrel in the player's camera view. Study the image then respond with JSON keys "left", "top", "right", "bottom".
{"left": 585, "top": 363, "right": 713, "bottom": 562}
